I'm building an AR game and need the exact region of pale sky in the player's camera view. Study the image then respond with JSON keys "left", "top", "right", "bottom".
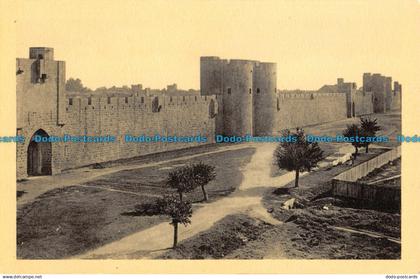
{"left": 15, "top": 0, "right": 420, "bottom": 92}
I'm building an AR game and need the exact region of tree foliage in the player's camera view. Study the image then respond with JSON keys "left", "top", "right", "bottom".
{"left": 343, "top": 123, "right": 364, "bottom": 157}
{"left": 158, "top": 194, "right": 192, "bottom": 248}
{"left": 191, "top": 162, "right": 216, "bottom": 201}
{"left": 65, "top": 78, "right": 91, "bottom": 92}
{"left": 360, "top": 117, "right": 381, "bottom": 153}
{"left": 274, "top": 128, "right": 324, "bottom": 187}
{"left": 166, "top": 166, "right": 196, "bottom": 201}
{"left": 159, "top": 195, "right": 192, "bottom": 226}
{"left": 166, "top": 163, "right": 217, "bottom": 202}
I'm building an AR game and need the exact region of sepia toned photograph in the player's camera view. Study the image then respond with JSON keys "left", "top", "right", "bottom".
{"left": 0, "top": 1, "right": 417, "bottom": 274}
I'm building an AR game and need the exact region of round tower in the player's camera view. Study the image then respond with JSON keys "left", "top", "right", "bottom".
{"left": 253, "top": 62, "right": 277, "bottom": 136}
{"left": 222, "top": 60, "right": 254, "bottom": 136}
{"left": 200, "top": 57, "right": 227, "bottom": 135}
{"left": 200, "top": 56, "right": 224, "bottom": 96}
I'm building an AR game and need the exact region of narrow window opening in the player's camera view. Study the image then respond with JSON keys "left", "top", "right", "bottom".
{"left": 152, "top": 97, "right": 160, "bottom": 113}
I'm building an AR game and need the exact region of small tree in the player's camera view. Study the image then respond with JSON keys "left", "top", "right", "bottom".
{"left": 158, "top": 195, "right": 192, "bottom": 248}
{"left": 166, "top": 166, "right": 196, "bottom": 201}
{"left": 360, "top": 117, "right": 381, "bottom": 153}
{"left": 274, "top": 128, "right": 324, "bottom": 188}
{"left": 191, "top": 162, "right": 216, "bottom": 201}
{"left": 343, "top": 124, "right": 364, "bottom": 158}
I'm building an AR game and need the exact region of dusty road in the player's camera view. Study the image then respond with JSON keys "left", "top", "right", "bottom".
{"left": 79, "top": 143, "right": 297, "bottom": 259}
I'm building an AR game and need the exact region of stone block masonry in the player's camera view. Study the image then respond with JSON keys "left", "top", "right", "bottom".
{"left": 61, "top": 94, "right": 216, "bottom": 170}
{"left": 16, "top": 48, "right": 216, "bottom": 179}
{"left": 16, "top": 48, "right": 402, "bottom": 179}
{"left": 275, "top": 91, "right": 348, "bottom": 132}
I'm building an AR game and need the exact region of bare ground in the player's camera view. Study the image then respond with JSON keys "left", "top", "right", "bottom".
{"left": 17, "top": 112, "right": 402, "bottom": 259}
{"left": 155, "top": 148, "right": 401, "bottom": 260}
{"left": 17, "top": 147, "right": 255, "bottom": 259}
{"left": 79, "top": 143, "right": 286, "bottom": 259}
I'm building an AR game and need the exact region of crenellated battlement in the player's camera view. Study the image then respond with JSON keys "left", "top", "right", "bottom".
{"left": 66, "top": 92, "right": 218, "bottom": 113}
{"left": 278, "top": 91, "right": 345, "bottom": 99}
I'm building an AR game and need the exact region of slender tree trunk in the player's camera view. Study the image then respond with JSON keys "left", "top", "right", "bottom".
{"left": 295, "top": 169, "right": 300, "bottom": 188}
{"left": 201, "top": 185, "right": 208, "bottom": 201}
{"left": 365, "top": 144, "right": 369, "bottom": 153}
{"left": 354, "top": 146, "right": 359, "bottom": 158}
{"left": 178, "top": 192, "right": 183, "bottom": 202}
{"left": 173, "top": 221, "right": 178, "bottom": 248}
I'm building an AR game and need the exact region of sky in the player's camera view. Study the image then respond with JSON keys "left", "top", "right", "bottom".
{"left": 15, "top": 0, "right": 420, "bottom": 92}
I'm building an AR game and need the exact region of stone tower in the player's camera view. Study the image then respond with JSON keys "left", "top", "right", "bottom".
{"left": 363, "top": 73, "right": 394, "bottom": 113}
{"left": 252, "top": 62, "right": 277, "bottom": 135}
{"left": 16, "top": 47, "right": 66, "bottom": 178}
{"left": 200, "top": 56, "right": 277, "bottom": 136}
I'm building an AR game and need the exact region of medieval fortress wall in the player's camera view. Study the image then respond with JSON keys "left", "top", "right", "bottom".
{"left": 275, "top": 91, "right": 348, "bottom": 131}
{"left": 16, "top": 48, "right": 216, "bottom": 178}
{"left": 16, "top": 48, "right": 402, "bottom": 179}
{"left": 62, "top": 94, "right": 216, "bottom": 170}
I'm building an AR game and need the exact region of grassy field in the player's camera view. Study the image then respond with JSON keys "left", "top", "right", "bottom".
{"left": 303, "top": 111, "right": 401, "bottom": 156}
{"left": 17, "top": 147, "right": 255, "bottom": 259}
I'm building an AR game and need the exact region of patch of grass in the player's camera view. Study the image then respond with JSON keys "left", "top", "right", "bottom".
{"left": 17, "top": 147, "right": 255, "bottom": 259}
{"left": 83, "top": 147, "right": 255, "bottom": 203}
{"left": 17, "top": 186, "right": 168, "bottom": 259}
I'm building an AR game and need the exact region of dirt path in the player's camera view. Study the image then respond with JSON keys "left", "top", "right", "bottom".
{"left": 79, "top": 143, "right": 298, "bottom": 259}
{"left": 17, "top": 144, "right": 253, "bottom": 207}
{"left": 79, "top": 139, "right": 365, "bottom": 259}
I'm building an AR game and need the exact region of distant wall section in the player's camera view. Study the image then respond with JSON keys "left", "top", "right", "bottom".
{"left": 275, "top": 91, "right": 347, "bottom": 132}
